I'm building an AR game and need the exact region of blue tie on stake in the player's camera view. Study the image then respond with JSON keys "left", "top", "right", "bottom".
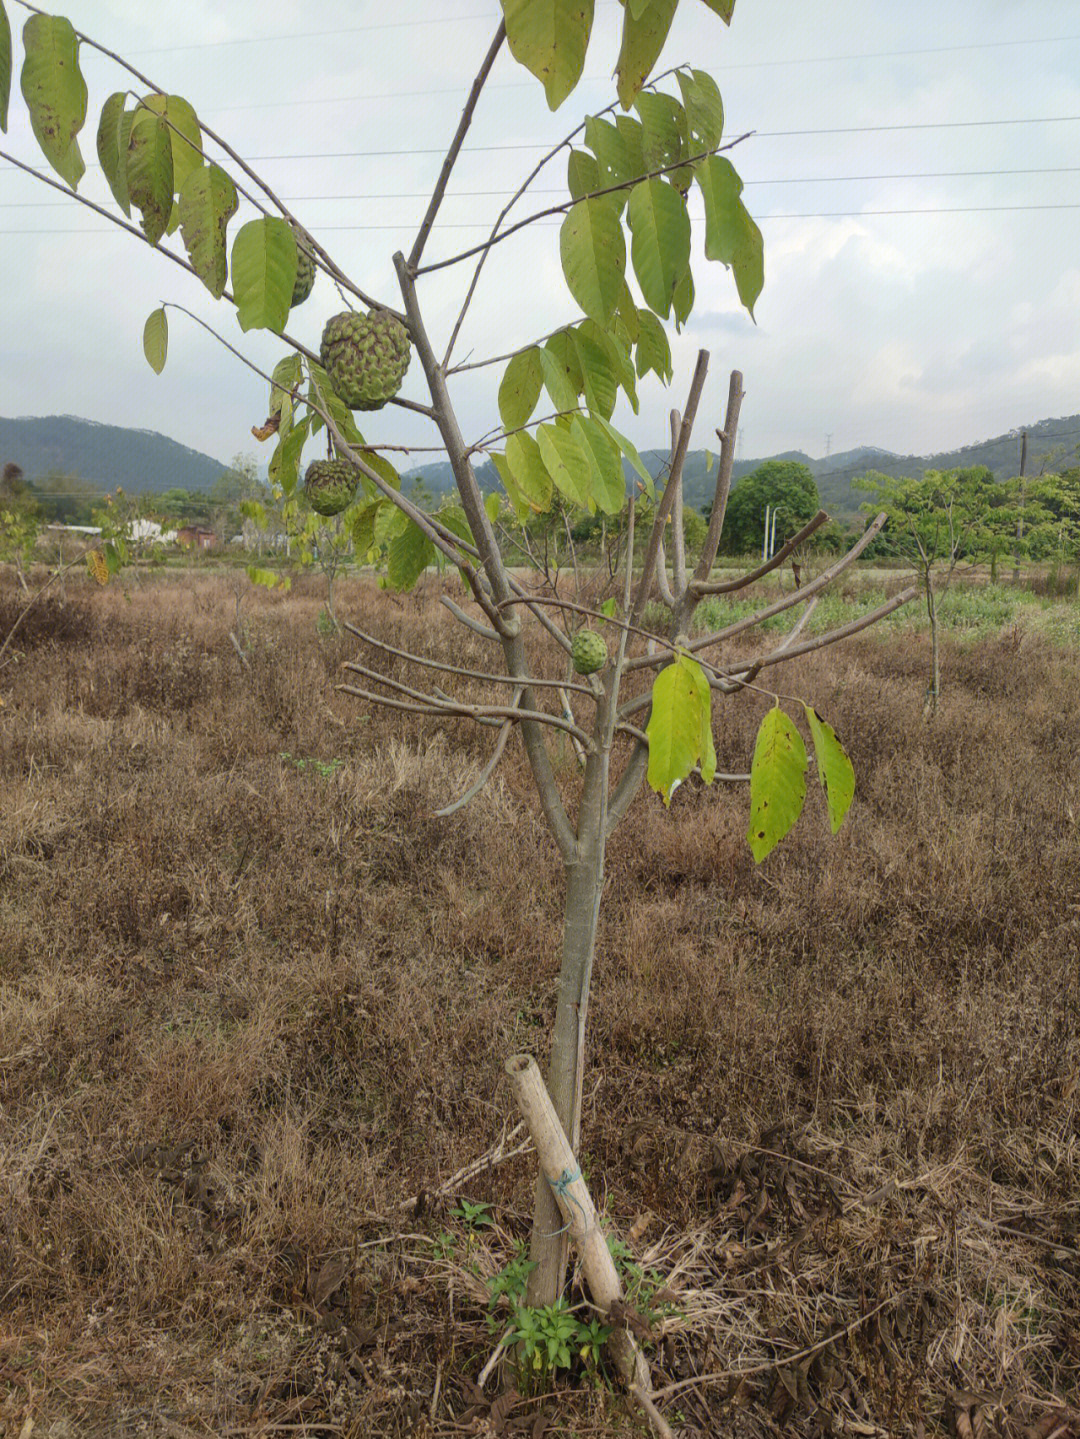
{"left": 543, "top": 1166, "right": 587, "bottom": 1237}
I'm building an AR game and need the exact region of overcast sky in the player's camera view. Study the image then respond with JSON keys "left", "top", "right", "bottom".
{"left": 2, "top": 0, "right": 1079, "bottom": 478}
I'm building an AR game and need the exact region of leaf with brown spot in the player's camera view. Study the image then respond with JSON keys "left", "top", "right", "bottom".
{"left": 251, "top": 415, "right": 280, "bottom": 442}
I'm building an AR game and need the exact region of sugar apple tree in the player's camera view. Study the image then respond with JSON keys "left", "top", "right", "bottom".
{"left": 0, "top": 0, "right": 916, "bottom": 1396}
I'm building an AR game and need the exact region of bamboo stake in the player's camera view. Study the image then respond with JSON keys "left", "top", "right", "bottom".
{"left": 504, "top": 1053, "right": 650, "bottom": 1391}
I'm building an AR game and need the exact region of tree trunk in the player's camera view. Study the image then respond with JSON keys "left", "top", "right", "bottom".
{"left": 525, "top": 843, "right": 605, "bottom": 1308}
{"left": 925, "top": 576, "right": 939, "bottom": 715}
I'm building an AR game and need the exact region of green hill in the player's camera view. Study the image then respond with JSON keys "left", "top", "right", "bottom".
{"left": 0, "top": 415, "right": 228, "bottom": 494}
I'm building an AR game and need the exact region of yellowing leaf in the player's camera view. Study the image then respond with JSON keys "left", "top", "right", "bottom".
{"left": 142, "top": 306, "right": 168, "bottom": 374}
{"left": 647, "top": 653, "right": 708, "bottom": 804}
{"left": 803, "top": 706, "right": 855, "bottom": 834}
{"left": 615, "top": 0, "right": 677, "bottom": 109}
{"left": 747, "top": 705, "right": 807, "bottom": 862}
{"left": 501, "top": 0, "right": 595, "bottom": 109}
{"left": 20, "top": 12, "right": 87, "bottom": 189}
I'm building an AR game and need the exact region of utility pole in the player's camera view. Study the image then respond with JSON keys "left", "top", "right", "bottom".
{"left": 1012, "top": 429, "right": 1027, "bottom": 585}
{"left": 825, "top": 432, "right": 833, "bottom": 458}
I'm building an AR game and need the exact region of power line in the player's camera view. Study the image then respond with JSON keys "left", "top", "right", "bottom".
{"left": 6, "top": 110, "right": 1075, "bottom": 180}
{"left": 5, "top": 164, "right": 1080, "bottom": 209}
{"left": 5, "top": 200, "right": 1080, "bottom": 237}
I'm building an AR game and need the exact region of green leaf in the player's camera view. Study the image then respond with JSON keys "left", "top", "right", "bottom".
{"left": 142, "top": 307, "right": 168, "bottom": 374}
{"left": 501, "top": 0, "right": 595, "bottom": 109}
{"left": 269, "top": 354, "right": 303, "bottom": 418}
{"left": 178, "top": 162, "right": 238, "bottom": 298}
{"left": 672, "top": 264, "right": 694, "bottom": 329}
{"left": 615, "top": 114, "right": 645, "bottom": 182}
{"left": 595, "top": 415, "right": 652, "bottom": 491}
{"left": 635, "top": 309, "right": 672, "bottom": 382}
{"left": 685, "top": 654, "right": 716, "bottom": 784}
{"left": 571, "top": 415, "right": 623, "bottom": 514}
{"left": 627, "top": 179, "right": 690, "bottom": 318}
{"left": 139, "top": 93, "right": 202, "bottom": 195}
{"left": 231, "top": 217, "right": 297, "bottom": 333}
{"left": 646, "top": 653, "right": 706, "bottom": 804}
{"left": 699, "top": 0, "right": 735, "bottom": 19}
{"left": 484, "top": 491, "right": 502, "bottom": 524}
{"left": 0, "top": 0, "right": 10, "bottom": 132}
{"left": 567, "top": 148, "right": 599, "bottom": 200}
{"left": 96, "top": 92, "right": 129, "bottom": 214}
{"left": 239, "top": 499, "right": 267, "bottom": 526}
{"left": 599, "top": 597, "right": 618, "bottom": 618}
{"left": 387, "top": 520, "right": 435, "bottom": 591}
{"left": 20, "top": 13, "right": 87, "bottom": 189}
{"left": 697, "top": 154, "right": 764, "bottom": 317}
{"left": 584, "top": 116, "right": 634, "bottom": 196}
{"left": 269, "top": 414, "right": 309, "bottom": 496}
{"left": 538, "top": 340, "right": 580, "bottom": 415}
{"left": 747, "top": 705, "right": 808, "bottom": 862}
{"left": 246, "top": 564, "right": 289, "bottom": 591}
{"left": 374, "top": 499, "right": 410, "bottom": 548}
{"left": 676, "top": 68, "right": 724, "bottom": 155}
{"left": 570, "top": 322, "right": 618, "bottom": 420}
{"left": 350, "top": 499, "right": 379, "bottom": 558}
{"left": 491, "top": 453, "right": 532, "bottom": 524}
{"left": 537, "top": 423, "right": 591, "bottom": 508}
{"left": 504, "top": 431, "right": 554, "bottom": 511}
{"left": 635, "top": 91, "right": 685, "bottom": 177}
{"left": 498, "top": 347, "right": 544, "bottom": 431}
{"left": 126, "top": 107, "right": 173, "bottom": 244}
{"left": 307, "top": 362, "right": 364, "bottom": 446}
{"left": 560, "top": 196, "right": 625, "bottom": 326}
{"left": 803, "top": 706, "right": 855, "bottom": 834}
{"left": 361, "top": 449, "right": 401, "bottom": 496}
{"left": 616, "top": 279, "right": 641, "bottom": 344}
{"left": 615, "top": 0, "right": 677, "bottom": 108}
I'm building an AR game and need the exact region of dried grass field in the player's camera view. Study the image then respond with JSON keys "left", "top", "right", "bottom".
{"left": 1, "top": 570, "right": 1078, "bottom": 1438}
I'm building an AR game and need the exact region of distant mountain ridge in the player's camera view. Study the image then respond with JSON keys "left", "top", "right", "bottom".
{"left": 404, "top": 421, "right": 1080, "bottom": 517}
{"left": 0, "top": 415, "right": 227, "bottom": 493}
{"left": 4, "top": 412, "right": 1077, "bottom": 517}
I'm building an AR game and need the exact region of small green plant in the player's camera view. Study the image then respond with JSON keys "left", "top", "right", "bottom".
{"left": 279, "top": 751, "right": 344, "bottom": 779}
{"left": 450, "top": 1198, "right": 493, "bottom": 1231}
{"left": 431, "top": 1229, "right": 457, "bottom": 1260}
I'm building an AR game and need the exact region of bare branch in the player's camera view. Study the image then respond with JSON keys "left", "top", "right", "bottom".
{"left": 440, "top": 594, "right": 499, "bottom": 641}
{"left": 441, "top": 63, "right": 690, "bottom": 367}
{"left": 338, "top": 673, "right": 591, "bottom": 744}
{"left": 692, "top": 371, "right": 744, "bottom": 585}
{"left": 417, "top": 138, "right": 752, "bottom": 278}
{"left": 343, "top": 619, "right": 598, "bottom": 698}
{"left": 434, "top": 712, "right": 517, "bottom": 817}
{"left": 670, "top": 409, "right": 688, "bottom": 599}
{"left": 722, "top": 585, "right": 917, "bottom": 677}
{"left": 630, "top": 351, "right": 710, "bottom": 627}
{"left": 627, "top": 511, "right": 889, "bottom": 673}
{"left": 691, "top": 510, "right": 829, "bottom": 595}
{"left": 447, "top": 323, "right": 571, "bottom": 378}
{"left": 409, "top": 21, "right": 506, "bottom": 271}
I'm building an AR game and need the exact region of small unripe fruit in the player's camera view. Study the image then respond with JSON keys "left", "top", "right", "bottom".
{"left": 304, "top": 459, "right": 357, "bottom": 517}
{"left": 572, "top": 628, "right": 607, "bottom": 675}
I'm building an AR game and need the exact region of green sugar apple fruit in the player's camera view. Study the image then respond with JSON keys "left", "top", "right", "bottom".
{"left": 320, "top": 309, "right": 411, "bottom": 411}
{"left": 291, "top": 225, "right": 316, "bottom": 306}
{"left": 304, "top": 459, "right": 358, "bottom": 517}
{"left": 572, "top": 628, "right": 607, "bottom": 675}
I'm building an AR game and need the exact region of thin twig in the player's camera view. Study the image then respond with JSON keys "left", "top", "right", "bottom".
{"left": 409, "top": 21, "right": 506, "bottom": 271}
{"left": 343, "top": 618, "right": 596, "bottom": 697}
{"left": 692, "top": 510, "right": 829, "bottom": 595}
{"left": 650, "top": 1291, "right": 905, "bottom": 1400}
{"left": 692, "top": 372, "right": 745, "bottom": 584}
{"left": 418, "top": 137, "right": 751, "bottom": 278}
{"left": 631, "top": 351, "right": 710, "bottom": 628}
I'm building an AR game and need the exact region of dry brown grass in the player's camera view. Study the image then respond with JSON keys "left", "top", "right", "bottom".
{"left": 0, "top": 571, "right": 1078, "bottom": 1438}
